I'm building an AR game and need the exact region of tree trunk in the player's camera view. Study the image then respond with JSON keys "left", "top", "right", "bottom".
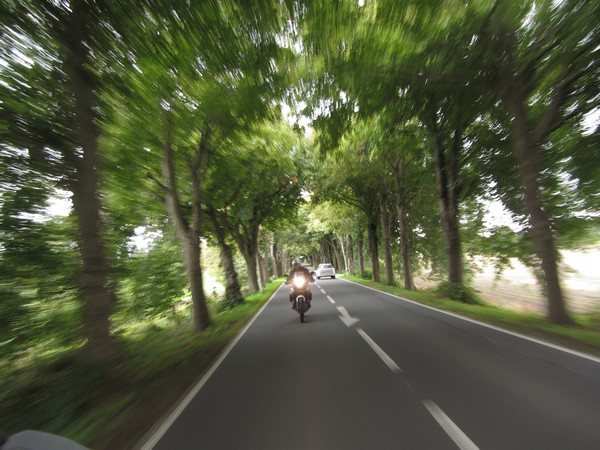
{"left": 207, "top": 211, "right": 244, "bottom": 304}
{"left": 397, "top": 202, "right": 415, "bottom": 290}
{"left": 333, "top": 238, "right": 343, "bottom": 272}
{"left": 505, "top": 83, "right": 573, "bottom": 325}
{"left": 392, "top": 162, "right": 415, "bottom": 290}
{"left": 368, "top": 219, "right": 380, "bottom": 282}
{"left": 430, "top": 121, "right": 463, "bottom": 286}
{"left": 245, "top": 250, "right": 260, "bottom": 293}
{"left": 182, "top": 234, "right": 209, "bottom": 329}
{"left": 237, "top": 231, "right": 260, "bottom": 293}
{"left": 270, "top": 238, "right": 281, "bottom": 278}
{"left": 62, "top": 0, "right": 117, "bottom": 363}
{"left": 161, "top": 112, "right": 210, "bottom": 331}
{"left": 281, "top": 248, "right": 289, "bottom": 275}
{"left": 337, "top": 234, "right": 348, "bottom": 273}
{"left": 379, "top": 194, "right": 394, "bottom": 285}
{"left": 357, "top": 229, "right": 365, "bottom": 278}
{"left": 256, "top": 252, "right": 264, "bottom": 291}
{"left": 347, "top": 234, "right": 356, "bottom": 276}
{"left": 261, "top": 232, "right": 271, "bottom": 283}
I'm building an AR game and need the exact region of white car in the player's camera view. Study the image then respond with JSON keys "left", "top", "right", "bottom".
{"left": 316, "top": 263, "right": 336, "bottom": 279}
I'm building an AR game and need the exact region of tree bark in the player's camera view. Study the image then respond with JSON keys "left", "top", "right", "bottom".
{"left": 256, "top": 252, "right": 265, "bottom": 291}
{"left": 347, "top": 234, "right": 356, "bottom": 276}
{"left": 261, "top": 232, "right": 271, "bottom": 283}
{"left": 392, "top": 161, "right": 415, "bottom": 290}
{"left": 207, "top": 210, "right": 244, "bottom": 304}
{"left": 236, "top": 230, "right": 260, "bottom": 294}
{"left": 161, "top": 112, "right": 210, "bottom": 331}
{"left": 357, "top": 229, "right": 365, "bottom": 278}
{"left": 505, "top": 74, "right": 573, "bottom": 325}
{"left": 333, "top": 237, "right": 343, "bottom": 271}
{"left": 337, "top": 234, "right": 348, "bottom": 273}
{"left": 269, "top": 237, "right": 281, "bottom": 278}
{"left": 245, "top": 249, "right": 260, "bottom": 293}
{"left": 379, "top": 194, "right": 394, "bottom": 285}
{"left": 367, "top": 219, "right": 380, "bottom": 282}
{"left": 429, "top": 118, "right": 464, "bottom": 286}
{"left": 281, "top": 248, "right": 289, "bottom": 275}
{"left": 62, "top": 0, "right": 117, "bottom": 363}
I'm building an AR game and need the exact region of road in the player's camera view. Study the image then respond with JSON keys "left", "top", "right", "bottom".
{"left": 140, "top": 278, "right": 600, "bottom": 450}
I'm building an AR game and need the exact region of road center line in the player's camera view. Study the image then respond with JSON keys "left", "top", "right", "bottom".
{"left": 327, "top": 295, "right": 335, "bottom": 304}
{"left": 356, "top": 328, "right": 401, "bottom": 373}
{"left": 423, "top": 400, "right": 479, "bottom": 450}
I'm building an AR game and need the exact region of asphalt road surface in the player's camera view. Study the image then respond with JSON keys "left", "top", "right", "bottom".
{"left": 140, "top": 278, "right": 600, "bottom": 450}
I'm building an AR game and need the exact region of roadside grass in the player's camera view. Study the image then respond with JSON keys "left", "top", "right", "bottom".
{"left": 122, "top": 280, "right": 281, "bottom": 381}
{"left": 1, "top": 279, "right": 282, "bottom": 448}
{"left": 344, "top": 275, "right": 600, "bottom": 357}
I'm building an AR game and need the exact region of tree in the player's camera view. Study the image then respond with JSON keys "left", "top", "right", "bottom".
{"left": 205, "top": 121, "right": 306, "bottom": 293}
{"left": 1, "top": 0, "right": 130, "bottom": 362}
{"left": 205, "top": 206, "right": 245, "bottom": 304}
{"left": 487, "top": 0, "right": 600, "bottom": 324}
{"left": 101, "top": 1, "right": 294, "bottom": 328}
{"left": 311, "top": 126, "right": 390, "bottom": 282}
{"left": 300, "top": 0, "right": 495, "bottom": 291}
{"left": 307, "top": 202, "right": 361, "bottom": 275}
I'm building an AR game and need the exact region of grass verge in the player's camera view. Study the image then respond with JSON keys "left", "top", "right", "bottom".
{"left": 344, "top": 275, "right": 600, "bottom": 358}
{"left": 1, "top": 279, "right": 282, "bottom": 449}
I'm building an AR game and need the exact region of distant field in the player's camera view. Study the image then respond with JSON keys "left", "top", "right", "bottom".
{"left": 419, "top": 247, "right": 600, "bottom": 315}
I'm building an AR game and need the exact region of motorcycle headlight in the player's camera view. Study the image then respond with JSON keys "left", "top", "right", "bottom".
{"left": 293, "top": 276, "right": 306, "bottom": 288}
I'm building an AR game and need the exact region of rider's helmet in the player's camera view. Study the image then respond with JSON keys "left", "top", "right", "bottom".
{"left": 292, "top": 258, "right": 302, "bottom": 269}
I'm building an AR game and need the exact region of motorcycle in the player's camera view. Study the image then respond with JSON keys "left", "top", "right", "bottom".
{"left": 289, "top": 273, "right": 313, "bottom": 323}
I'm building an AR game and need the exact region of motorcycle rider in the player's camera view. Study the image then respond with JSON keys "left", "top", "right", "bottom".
{"left": 285, "top": 259, "right": 314, "bottom": 310}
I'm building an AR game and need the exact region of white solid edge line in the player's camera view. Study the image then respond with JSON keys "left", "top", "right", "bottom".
{"left": 423, "top": 400, "right": 479, "bottom": 450}
{"left": 356, "top": 327, "right": 401, "bottom": 373}
{"left": 342, "top": 278, "right": 600, "bottom": 364}
{"left": 136, "top": 284, "right": 284, "bottom": 450}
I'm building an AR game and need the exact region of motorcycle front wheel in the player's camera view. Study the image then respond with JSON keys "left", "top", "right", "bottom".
{"left": 298, "top": 297, "right": 305, "bottom": 322}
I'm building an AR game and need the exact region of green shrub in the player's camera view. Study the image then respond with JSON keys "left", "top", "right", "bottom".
{"left": 435, "top": 281, "right": 483, "bottom": 305}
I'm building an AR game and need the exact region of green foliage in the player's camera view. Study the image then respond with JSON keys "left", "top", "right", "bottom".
{"left": 115, "top": 231, "right": 187, "bottom": 321}
{"left": 1, "top": 278, "right": 280, "bottom": 446}
{"left": 0, "top": 215, "right": 82, "bottom": 366}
